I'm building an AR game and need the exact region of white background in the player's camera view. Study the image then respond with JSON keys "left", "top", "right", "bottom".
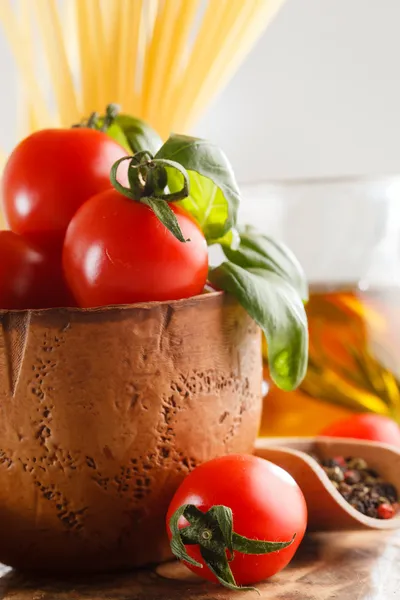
{"left": 197, "top": 0, "right": 400, "bottom": 182}
{"left": 1, "top": 0, "right": 400, "bottom": 183}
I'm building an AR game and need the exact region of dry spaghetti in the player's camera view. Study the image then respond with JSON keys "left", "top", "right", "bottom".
{"left": 0, "top": 0, "right": 284, "bottom": 146}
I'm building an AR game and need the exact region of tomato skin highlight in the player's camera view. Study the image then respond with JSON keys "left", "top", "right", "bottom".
{"left": 63, "top": 189, "right": 208, "bottom": 308}
{"left": 320, "top": 414, "right": 400, "bottom": 447}
{"left": 0, "top": 231, "right": 73, "bottom": 309}
{"left": 166, "top": 454, "right": 307, "bottom": 586}
{"left": 1, "top": 128, "right": 127, "bottom": 245}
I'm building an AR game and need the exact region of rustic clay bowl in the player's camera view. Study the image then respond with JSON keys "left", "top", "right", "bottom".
{"left": 0, "top": 291, "right": 262, "bottom": 573}
{"left": 255, "top": 437, "right": 400, "bottom": 531}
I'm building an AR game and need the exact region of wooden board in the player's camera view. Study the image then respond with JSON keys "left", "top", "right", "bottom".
{"left": 0, "top": 530, "right": 399, "bottom": 599}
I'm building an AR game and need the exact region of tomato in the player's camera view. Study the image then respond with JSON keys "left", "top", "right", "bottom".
{"left": 320, "top": 413, "right": 400, "bottom": 447}
{"left": 0, "top": 231, "right": 74, "bottom": 309}
{"left": 166, "top": 454, "right": 307, "bottom": 588}
{"left": 63, "top": 189, "right": 208, "bottom": 307}
{"left": 1, "top": 128, "right": 127, "bottom": 245}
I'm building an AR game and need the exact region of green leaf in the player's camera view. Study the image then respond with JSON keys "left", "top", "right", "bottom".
{"left": 103, "top": 122, "right": 132, "bottom": 153}
{"left": 169, "top": 505, "right": 203, "bottom": 568}
{"left": 208, "top": 262, "right": 308, "bottom": 390}
{"left": 222, "top": 225, "right": 308, "bottom": 302}
{"left": 232, "top": 532, "right": 295, "bottom": 555}
{"left": 114, "top": 114, "right": 163, "bottom": 155}
{"left": 80, "top": 110, "right": 131, "bottom": 154}
{"left": 211, "top": 227, "right": 240, "bottom": 251}
{"left": 156, "top": 134, "right": 240, "bottom": 243}
{"left": 141, "top": 197, "right": 188, "bottom": 243}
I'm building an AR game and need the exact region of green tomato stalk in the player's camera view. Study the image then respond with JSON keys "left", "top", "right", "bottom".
{"left": 109, "top": 153, "right": 193, "bottom": 244}
{"left": 170, "top": 503, "right": 295, "bottom": 593}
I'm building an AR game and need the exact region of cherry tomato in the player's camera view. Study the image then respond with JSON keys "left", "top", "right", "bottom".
{"left": 320, "top": 414, "right": 400, "bottom": 447}
{"left": 1, "top": 128, "right": 127, "bottom": 245}
{"left": 0, "top": 231, "right": 74, "bottom": 309}
{"left": 63, "top": 189, "right": 208, "bottom": 307}
{"left": 166, "top": 454, "right": 307, "bottom": 587}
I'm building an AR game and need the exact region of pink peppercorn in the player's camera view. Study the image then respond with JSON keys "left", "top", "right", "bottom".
{"left": 377, "top": 503, "right": 395, "bottom": 520}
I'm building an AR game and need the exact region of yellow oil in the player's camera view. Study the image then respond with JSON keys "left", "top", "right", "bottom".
{"left": 261, "top": 285, "right": 400, "bottom": 436}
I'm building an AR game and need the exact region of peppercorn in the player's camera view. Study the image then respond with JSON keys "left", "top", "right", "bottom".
{"left": 347, "top": 458, "right": 368, "bottom": 471}
{"left": 333, "top": 456, "right": 346, "bottom": 467}
{"left": 366, "top": 506, "right": 378, "bottom": 518}
{"left": 353, "top": 483, "right": 366, "bottom": 492}
{"left": 372, "top": 484, "right": 397, "bottom": 504}
{"left": 322, "top": 458, "right": 342, "bottom": 469}
{"left": 344, "top": 470, "right": 361, "bottom": 485}
{"left": 326, "top": 466, "right": 345, "bottom": 483}
{"left": 339, "top": 482, "right": 352, "bottom": 495}
{"left": 350, "top": 499, "right": 364, "bottom": 512}
{"left": 378, "top": 483, "right": 397, "bottom": 503}
{"left": 364, "top": 468, "right": 379, "bottom": 478}
{"left": 377, "top": 503, "right": 395, "bottom": 520}
{"left": 310, "top": 453, "right": 399, "bottom": 520}
{"left": 363, "top": 475, "right": 379, "bottom": 486}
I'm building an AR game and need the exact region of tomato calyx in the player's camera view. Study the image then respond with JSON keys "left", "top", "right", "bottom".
{"left": 170, "top": 503, "right": 296, "bottom": 593}
{"left": 72, "top": 103, "right": 120, "bottom": 132}
{"left": 109, "top": 152, "right": 191, "bottom": 243}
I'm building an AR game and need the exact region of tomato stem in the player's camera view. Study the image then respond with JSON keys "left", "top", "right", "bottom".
{"left": 109, "top": 153, "right": 192, "bottom": 243}
{"left": 100, "top": 104, "right": 120, "bottom": 132}
{"left": 72, "top": 103, "right": 120, "bottom": 132}
{"left": 169, "top": 503, "right": 295, "bottom": 593}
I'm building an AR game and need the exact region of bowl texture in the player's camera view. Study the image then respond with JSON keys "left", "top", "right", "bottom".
{"left": 0, "top": 292, "right": 262, "bottom": 572}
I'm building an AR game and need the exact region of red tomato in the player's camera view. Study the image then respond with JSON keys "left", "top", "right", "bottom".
{"left": 0, "top": 231, "right": 74, "bottom": 309}
{"left": 63, "top": 189, "right": 208, "bottom": 307}
{"left": 166, "top": 454, "right": 307, "bottom": 587}
{"left": 320, "top": 414, "right": 400, "bottom": 447}
{"left": 1, "top": 128, "right": 127, "bottom": 245}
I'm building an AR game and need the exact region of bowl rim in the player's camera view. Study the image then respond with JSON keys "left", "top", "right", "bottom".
{"left": 0, "top": 290, "right": 224, "bottom": 316}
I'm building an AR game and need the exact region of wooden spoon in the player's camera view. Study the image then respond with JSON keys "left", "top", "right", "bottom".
{"left": 255, "top": 436, "right": 400, "bottom": 531}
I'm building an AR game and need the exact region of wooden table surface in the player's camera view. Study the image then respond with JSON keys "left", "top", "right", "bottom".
{"left": 0, "top": 530, "right": 398, "bottom": 600}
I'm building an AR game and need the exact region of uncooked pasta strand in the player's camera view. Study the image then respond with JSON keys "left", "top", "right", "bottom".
{"left": 166, "top": 0, "right": 233, "bottom": 132}
{"left": 34, "top": 0, "right": 80, "bottom": 124}
{"left": 75, "top": 0, "right": 101, "bottom": 113}
{"left": 157, "top": 0, "right": 199, "bottom": 137}
{"left": 0, "top": 0, "right": 286, "bottom": 147}
{"left": 0, "top": 1, "right": 49, "bottom": 128}
{"left": 120, "top": 0, "right": 143, "bottom": 113}
{"left": 183, "top": 0, "right": 285, "bottom": 131}
{"left": 142, "top": 0, "right": 179, "bottom": 125}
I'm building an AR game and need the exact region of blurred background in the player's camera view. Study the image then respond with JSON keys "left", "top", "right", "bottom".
{"left": 2, "top": 0, "right": 400, "bottom": 181}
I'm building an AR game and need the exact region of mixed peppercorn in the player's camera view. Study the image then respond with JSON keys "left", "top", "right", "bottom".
{"left": 312, "top": 455, "right": 399, "bottom": 519}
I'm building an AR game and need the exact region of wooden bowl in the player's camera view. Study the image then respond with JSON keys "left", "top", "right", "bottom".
{"left": 0, "top": 292, "right": 262, "bottom": 572}
{"left": 255, "top": 437, "right": 400, "bottom": 531}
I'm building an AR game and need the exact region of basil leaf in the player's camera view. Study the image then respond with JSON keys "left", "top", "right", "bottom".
{"left": 156, "top": 134, "right": 240, "bottom": 243}
{"left": 222, "top": 226, "right": 308, "bottom": 302}
{"left": 101, "top": 122, "right": 130, "bottom": 153}
{"left": 91, "top": 117, "right": 131, "bottom": 154}
{"left": 114, "top": 114, "right": 163, "bottom": 155}
{"left": 208, "top": 262, "right": 308, "bottom": 390}
{"left": 211, "top": 227, "right": 240, "bottom": 252}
